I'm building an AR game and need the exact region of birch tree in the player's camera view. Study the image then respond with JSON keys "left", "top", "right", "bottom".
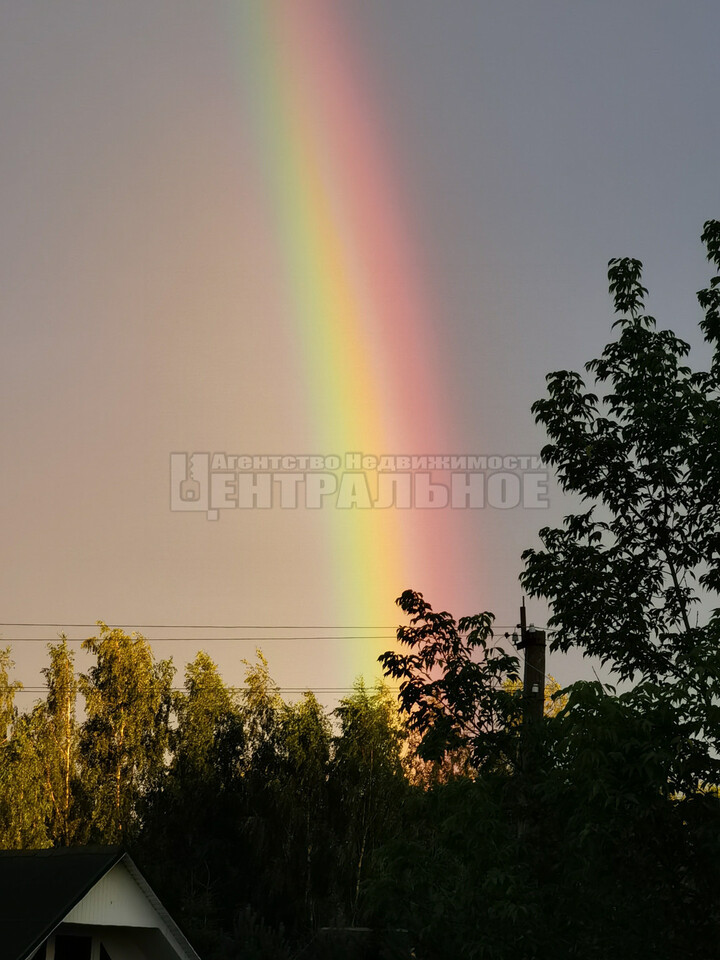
{"left": 79, "top": 623, "right": 173, "bottom": 841}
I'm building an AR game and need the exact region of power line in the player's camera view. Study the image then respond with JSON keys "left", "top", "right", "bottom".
{"left": 0, "top": 622, "right": 515, "bottom": 640}
{"left": 0, "top": 635, "right": 398, "bottom": 643}
{"left": 515, "top": 650, "right": 551, "bottom": 683}
{"left": 12, "top": 687, "right": 399, "bottom": 692}
{"left": 0, "top": 622, "right": 399, "bottom": 630}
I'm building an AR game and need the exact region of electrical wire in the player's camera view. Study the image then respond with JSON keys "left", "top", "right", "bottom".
{"left": 11, "top": 687, "right": 394, "bottom": 693}
{"left": 0, "top": 636, "right": 398, "bottom": 643}
{"left": 0, "top": 622, "right": 399, "bottom": 630}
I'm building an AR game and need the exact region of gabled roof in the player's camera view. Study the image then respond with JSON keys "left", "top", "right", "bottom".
{"left": 0, "top": 846, "right": 200, "bottom": 960}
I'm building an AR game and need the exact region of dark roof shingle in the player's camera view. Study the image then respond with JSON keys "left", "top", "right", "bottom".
{"left": 0, "top": 846, "right": 122, "bottom": 960}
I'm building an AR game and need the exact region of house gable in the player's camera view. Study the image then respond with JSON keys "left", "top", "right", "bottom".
{"left": 65, "top": 861, "right": 167, "bottom": 928}
{"left": 61, "top": 860, "right": 195, "bottom": 958}
{"left": 0, "top": 848, "right": 200, "bottom": 960}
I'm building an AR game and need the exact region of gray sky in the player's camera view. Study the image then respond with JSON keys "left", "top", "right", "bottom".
{"left": 2, "top": 0, "right": 719, "bottom": 701}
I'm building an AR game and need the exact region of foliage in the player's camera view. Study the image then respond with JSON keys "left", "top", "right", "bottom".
{"left": 521, "top": 221, "right": 720, "bottom": 786}
{"left": 0, "top": 646, "right": 21, "bottom": 745}
{"left": 528, "top": 678, "right": 720, "bottom": 958}
{"left": 79, "top": 623, "right": 174, "bottom": 842}
{"left": 0, "top": 603, "right": 718, "bottom": 957}
{"left": 0, "top": 649, "right": 51, "bottom": 848}
{"left": 277, "top": 691, "right": 333, "bottom": 930}
{"left": 134, "top": 655, "right": 408, "bottom": 955}
{"left": 400, "top": 723, "right": 474, "bottom": 787}
{"left": 502, "top": 674, "right": 568, "bottom": 719}
{"left": 135, "top": 649, "right": 243, "bottom": 943}
{"left": 367, "top": 675, "right": 720, "bottom": 960}
{"left": 379, "top": 589, "right": 521, "bottom": 771}
{"left": 34, "top": 638, "right": 80, "bottom": 844}
{"left": 329, "top": 681, "right": 407, "bottom": 925}
{"left": 171, "top": 649, "right": 237, "bottom": 779}
{"left": 0, "top": 709, "right": 53, "bottom": 849}
{"left": 366, "top": 774, "right": 533, "bottom": 959}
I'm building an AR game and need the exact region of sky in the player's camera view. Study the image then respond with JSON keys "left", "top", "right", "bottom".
{"left": 2, "top": 0, "right": 719, "bottom": 704}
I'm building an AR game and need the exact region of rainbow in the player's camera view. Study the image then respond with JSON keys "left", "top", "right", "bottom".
{"left": 231, "top": 0, "right": 470, "bottom": 679}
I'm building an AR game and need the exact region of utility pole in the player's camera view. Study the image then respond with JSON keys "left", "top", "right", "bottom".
{"left": 515, "top": 599, "right": 546, "bottom": 726}
{"left": 513, "top": 600, "right": 547, "bottom": 777}
{"left": 512, "top": 601, "right": 548, "bottom": 834}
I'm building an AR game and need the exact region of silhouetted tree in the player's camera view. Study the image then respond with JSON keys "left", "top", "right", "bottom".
{"left": 380, "top": 590, "right": 521, "bottom": 772}
{"left": 522, "top": 222, "right": 720, "bottom": 788}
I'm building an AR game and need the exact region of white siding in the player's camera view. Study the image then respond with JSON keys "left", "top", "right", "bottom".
{"left": 64, "top": 863, "right": 158, "bottom": 928}
{"left": 59, "top": 862, "right": 198, "bottom": 960}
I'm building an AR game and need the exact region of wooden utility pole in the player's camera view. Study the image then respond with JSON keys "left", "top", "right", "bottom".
{"left": 515, "top": 600, "right": 546, "bottom": 726}
{"left": 513, "top": 601, "right": 548, "bottom": 834}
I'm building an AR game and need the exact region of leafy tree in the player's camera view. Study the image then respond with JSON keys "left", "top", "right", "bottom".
{"left": 33, "top": 638, "right": 80, "bottom": 844}
{"left": 231, "top": 659, "right": 335, "bottom": 940}
{"left": 503, "top": 674, "right": 568, "bottom": 719}
{"left": 379, "top": 590, "right": 521, "bottom": 772}
{"left": 400, "top": 723, "right": 474, "bottom": 788}
{"left": 369, "top": 673, "right": 720, "bottom": 960}
{"left": 236, "top": 651, "right": 286, "bottom": 885}
{"left": 521, "top": 221, "right": 720, "bottom": 787}
{"left": 136, "top": 650, "right": 244, "bottom": 954}
{"left": 527, "top": 679, "right": 720, "bottom": 958}
{"left": 79, "top": 623, "right": 174, "bottom": 842}
{"left": 239, "top": 650, "right": 283, "bottom": 777}
{"left": 172, "top": 649, "right": 237, "bottom": 780}
{"left": 0, "top": 710, "right": 53, "bottom": 849}
{"left": 0, "top": 646, "right": 21, "bottom": 746}
{"left": 329, "top": 680, "right": 407, "bottom": 926}
{"left": 370, "top": 224, "right": 720, "bottom": 954}
{"left": 0, "top": 649, "right": 52, "bottom": 848}
{"left": 277, "top": 692, "right": 333, "bottom": 930}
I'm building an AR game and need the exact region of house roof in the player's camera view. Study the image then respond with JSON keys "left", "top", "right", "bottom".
{"left": 0, "top": 846, "right": 200, "bottom": 960}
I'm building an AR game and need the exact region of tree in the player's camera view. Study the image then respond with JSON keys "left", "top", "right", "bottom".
{"left": 172, "top": 649, "right": 237, "bottom": 780}
{"left": 212, "top": 652, "right": 292, "bottom": 941}
{"left": 521, "top": 221, "right": 720, "bottom": 787}
{"left": 366, "top": 771, "right": 536, "bottom": 960}
{"left": 503, "top": 675, "right": 568, "bottom": 719}
{"left": 329, "top": 680, "right": 407, "bottom": 926}
{"left": 239, "top": 650, "right": 283, "bottom": 776}
{"left": 0, "top": 648, "right": 51, "bottom": 848}
{"left": 527, "top": 678, "right": 720, "bottom": 958}
{"left": 0, "top": 646, "right": 21, "bottom": 746}
{"left": 79, "top": 623, "right": 174, "bottom": 842}
{"left": 278, "top": 692, "right": 333, "bottom": 930}
{"left": 399, "top": 723, "right": 474, "bottom": 788}
{"left": 33, "top": 637, "right": 80, "bottom": 844}
{"left": 136, "top": 650, "right": 243, "bottom": 954}
{"left": 379, "top": 590, "right": 521, "bottom": 772}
